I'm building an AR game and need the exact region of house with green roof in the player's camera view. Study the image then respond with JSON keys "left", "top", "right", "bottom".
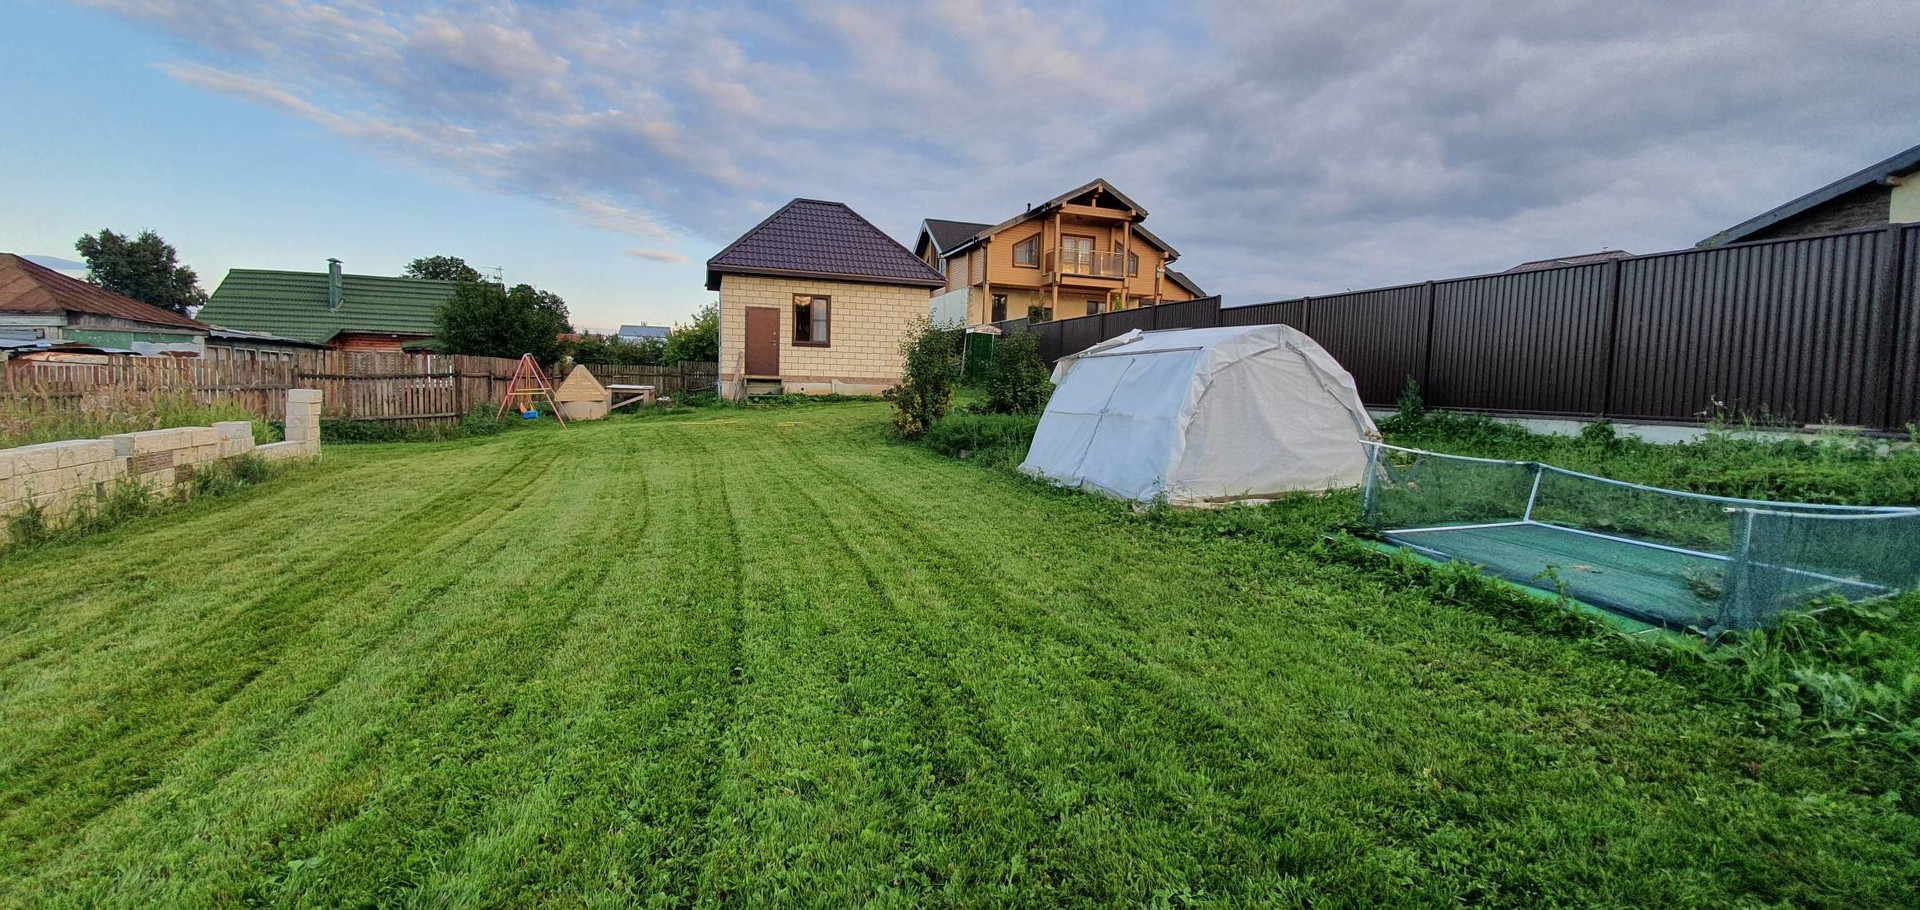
{"left": 198, "top": 259, "right": 457, "bottom": 352}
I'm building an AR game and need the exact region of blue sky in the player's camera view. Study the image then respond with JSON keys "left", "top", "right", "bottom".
{"left": 2, "top": 1, "right": 1915, "bottom": 333}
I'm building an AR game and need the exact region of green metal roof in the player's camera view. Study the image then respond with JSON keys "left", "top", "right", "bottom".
{"left": 198, "top": 269, "right": 458, "bottom": 343}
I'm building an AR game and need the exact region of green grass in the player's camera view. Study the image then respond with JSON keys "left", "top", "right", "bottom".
{"left": 3, "top": 402, "right": 1917, "bottom": 906}
{"left": 1, "top": 392, "right": 277, "bottom": 449}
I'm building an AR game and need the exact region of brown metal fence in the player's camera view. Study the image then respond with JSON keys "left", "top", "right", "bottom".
{"left": 996, "top": 222, "right": 1920, "bottom": 430}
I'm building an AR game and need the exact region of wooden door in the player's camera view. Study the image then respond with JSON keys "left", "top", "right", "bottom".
{"left": 744, "top": 306, "right": 780, "bottom": 377}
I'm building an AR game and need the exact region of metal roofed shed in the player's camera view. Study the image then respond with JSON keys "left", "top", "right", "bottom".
{"left": 1021, "top": 324, "right": 1379, "bottom": 506}
{"left": 1361, "top": 444, "right": 1920, "bottom": 634}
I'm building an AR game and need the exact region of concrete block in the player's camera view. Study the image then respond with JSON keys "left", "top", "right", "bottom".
{"left": 287, "top": 389, "right": 323, "bottom": 404}
{"left": 255, "top": 440, "right": 318, "bottom": 463}
{"left": 0, "top": 451, "right": 13, "bottom": 482}
{"left": 284, "top": 422, "right": 311, "bottom": 444}
{"left": 107, "top": 428, "right": 195, "bottom": 457}
{"left": 8, "top": 442, "right": 69, "bottom": 475}
{"left": 30, "top": 488, "right": 79, "bottom": 518}
{"left": 188, "top": 427, "right": 219, "bottom": 448}
{"left": 56, "top": 440, "right": 114, "bottom": 467}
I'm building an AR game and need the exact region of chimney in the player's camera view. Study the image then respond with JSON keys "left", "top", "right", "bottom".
{"left": 326, "top": 258, "right": 342, "bottom": 310}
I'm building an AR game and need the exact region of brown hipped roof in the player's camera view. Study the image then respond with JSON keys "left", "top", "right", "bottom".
{"left": 0, "top": 253, "right": 206, "bottom": 330}
{"left": 706, "top": 199, "right": 947, "bottom": 291}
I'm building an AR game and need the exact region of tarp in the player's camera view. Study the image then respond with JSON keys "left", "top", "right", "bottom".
{"left": 1020, "top": 324, "right": 1378, "bottom": 505}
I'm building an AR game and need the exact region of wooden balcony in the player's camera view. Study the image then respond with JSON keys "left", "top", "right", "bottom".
{"left": 1046, "top": 248, "right": 1125, "bottom": 285}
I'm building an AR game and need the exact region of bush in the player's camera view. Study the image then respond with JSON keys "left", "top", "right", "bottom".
{"left": 883, "top": 320, "right": 962, "bottom": 439}
{"left": 921, "top": 413, "right": 1040, "bottom": 467}
{"left": 981, "top": 331, "right": 1052, "bottom": 415}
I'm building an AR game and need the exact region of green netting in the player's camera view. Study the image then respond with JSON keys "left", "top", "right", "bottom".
{"left": 1361, "top": 443, "right": 1920, "bottom": 633}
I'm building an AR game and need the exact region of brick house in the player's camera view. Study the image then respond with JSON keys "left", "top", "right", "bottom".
{"left": 707, "top": 199, "right": 947, "bottom": 398}
{"left": 1699, "top": 142, "right": 1920, "bottom": 247}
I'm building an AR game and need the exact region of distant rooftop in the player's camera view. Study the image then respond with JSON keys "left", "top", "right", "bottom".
{"left": 198, "top": 265, "right": 457, "bottom": 343}
{"left": 617, "top": 323, "right": 669, "bottom": 340}
{"left": 0, "top": 252, "right": 206, "bottom": 331}
{"left": 1504, "top": 250, "right": 1634, "bottom": 273}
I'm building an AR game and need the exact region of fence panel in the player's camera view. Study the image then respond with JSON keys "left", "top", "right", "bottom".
{"left": 1219, "top": 300, "right": 1306, "bottom": 329}
{"left": 1893, "top": 225, "right": 1920, "bottom": 429}
{"left": 1610, "top": 229, "right": 1886, "bottom": 425}
{"left": 1296, "top": 285, "right": 1431, "bottom": 405}
{"left": 1428, "top": 265, "right": 1613, "bottom": 415}
{"left": 573, "top": 361, "right": 718, "bottom": 397}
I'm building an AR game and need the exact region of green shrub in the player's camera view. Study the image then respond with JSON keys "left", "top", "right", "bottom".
{"left": 921, "top": 413, "right": 1039, "bottom": 467}
{"left": 981, "top": 331, "right": 1052, "bottom": 415}
{"left": 460, "top": 401, "right": 509, "bottom": 437}
{"left": 883, "top": 320, "right": 962, "bottom": 439}
{"left": 1394, "top": 375, "right": 1426, "bottom": 424}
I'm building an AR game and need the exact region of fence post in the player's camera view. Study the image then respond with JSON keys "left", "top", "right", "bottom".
{"left": 1871, "top": 223, "right": 1905, "bottom": 430}
{"left": 1599, "top": 257, "right": 1624, "bottom": 418}
{"left": 1420, "top": 280, "right": 1437, "bottom": 395}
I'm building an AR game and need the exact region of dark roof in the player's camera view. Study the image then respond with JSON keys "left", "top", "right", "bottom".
{"left": 1699, "top": 142, "right": 1920, "bottom": 247}
{"left": 0, "top": 253, "right": 207, "bottom": 331}
{"left": 1164, "top": 268, "right": 1206, "bottom": 297}
{"left": 204, "top": 325, "right": 330, "bottom": 348}
{"left": 706, "top": 199, "right": 948, "bottom": 291}
{"left": 1504, "top": 250, "right": 1634, "bottom": 273}
{"left": 921, "top": 218, "right": 993, "bottom": 256}
{"left": 197, "top": 268, "right": 458, "bottom": 343}
{"left": 617, "top": 323, "right": 670, "bottom": 340}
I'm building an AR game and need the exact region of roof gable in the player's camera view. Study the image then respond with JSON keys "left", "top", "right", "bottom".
{"left": 919, "top": 219, "right": 993, "bottom": 257}
{"left": 706, "top": 199, "right": 947, "bottom": 291}
{"left": 0, "top": 253, "right": 207, "bottom": 331}
{"left": 1700, "top": 142, "right": 1920, "bottom": 247}
{"left": 942, "top": 178, "right": 1178, "bottom": 259}
{"left": 197, "top": 269, "right": 458, "bottom": 343}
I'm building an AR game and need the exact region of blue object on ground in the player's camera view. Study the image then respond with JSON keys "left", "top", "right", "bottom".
{"left": 522, "top": 410, "right": 539, "bottom": 419}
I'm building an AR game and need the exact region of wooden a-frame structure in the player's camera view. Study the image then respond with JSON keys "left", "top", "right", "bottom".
{"left": 495, "top": 353, "right": 567, "bottom": 428}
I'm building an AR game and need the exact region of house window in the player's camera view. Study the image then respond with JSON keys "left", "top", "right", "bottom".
{"left": 1085, "top": 299, "right": 1103, "bottom": 317}
{"left": 793, "top": 294, "right": 830, "bottom": 346}
{"left": 991, "top": 294, "right": 1008, "bottom": 323}
{"left": 1013, "top": 235, "right": 1040, "bottom": 268}
{"left": 1114, "top": 241, "right": 1140, "bottom": 277}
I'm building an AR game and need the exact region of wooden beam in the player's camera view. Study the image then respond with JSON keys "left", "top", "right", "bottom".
{"left": 1121, "top": 221, "right": 1134, "bottom": 307}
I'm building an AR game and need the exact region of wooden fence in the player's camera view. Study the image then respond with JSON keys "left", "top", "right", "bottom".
{"left": 2, "top": 352, "right": 720, "bottom": 428}
{"left": 572, "top": 361, "right": 718, "bottom": 397}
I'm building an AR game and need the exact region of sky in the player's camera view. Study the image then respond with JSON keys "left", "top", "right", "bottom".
{"left": 1, "top": 1, "right": 1914, "bottom": 334}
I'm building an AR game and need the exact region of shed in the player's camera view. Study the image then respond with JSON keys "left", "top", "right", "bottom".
{"left": 1020, "top": 325, "right": 1379, "bottom": 505}
{"left": 554, "top": 365, "right": 610, "bottom": 421}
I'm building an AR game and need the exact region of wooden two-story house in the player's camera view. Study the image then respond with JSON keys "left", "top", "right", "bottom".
{"left": 914, "top": 179, "right": 1206, "bottom": 327}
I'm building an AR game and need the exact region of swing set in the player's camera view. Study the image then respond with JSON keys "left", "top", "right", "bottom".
{"left": 494, "top": 353, "right": 568, "bottom": 429}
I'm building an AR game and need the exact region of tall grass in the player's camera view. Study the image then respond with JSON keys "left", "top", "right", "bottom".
{"left": 1, "top": 389, "right": 275, "bottom": 449}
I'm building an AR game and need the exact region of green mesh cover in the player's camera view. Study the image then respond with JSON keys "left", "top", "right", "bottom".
{"left": 1361, "top": 444, "right": 1920, "bottom": 633}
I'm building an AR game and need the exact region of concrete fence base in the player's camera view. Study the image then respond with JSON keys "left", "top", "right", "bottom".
{"left": 0, "top": 389, "right": 322, "bottom": 547}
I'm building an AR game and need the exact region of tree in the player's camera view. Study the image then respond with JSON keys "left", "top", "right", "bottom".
{"left": 434, "top": 281, "right": 573, "bottom": 363}
{"left": 73, "top": 229, "right": 207, "bottom": 315}
{"left": 662, "top": 302, "right": 718, "bottom": 365}
{"left": 405, "top": 255, "right": 484, "bottom": 283}
{"left": 568, "top": 333, "right": 664, "bottom": 366}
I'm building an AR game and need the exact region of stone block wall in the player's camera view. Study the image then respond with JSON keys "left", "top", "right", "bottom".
{"left": 0, "top": 389, "right": 322, "bottom": 546}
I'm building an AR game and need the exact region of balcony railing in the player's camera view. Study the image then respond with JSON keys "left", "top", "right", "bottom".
{"left": 1046, "top": 248, "right": 1125, "bottom": 279}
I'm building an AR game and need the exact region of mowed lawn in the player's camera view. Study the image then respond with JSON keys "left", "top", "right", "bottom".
{"left": 2, "top": 403, "right": 1914, "bottom": 907}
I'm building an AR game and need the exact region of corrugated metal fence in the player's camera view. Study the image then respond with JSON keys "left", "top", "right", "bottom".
{"left": 995, "top": 223, "right": 1920, "bottom": 430}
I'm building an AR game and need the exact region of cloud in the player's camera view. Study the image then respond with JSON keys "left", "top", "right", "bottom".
{"left": 86, "top": 0, "right": 1920, "bottom": 301}
{"left": 624, "top": 247, "right": 687, "bottom": 264}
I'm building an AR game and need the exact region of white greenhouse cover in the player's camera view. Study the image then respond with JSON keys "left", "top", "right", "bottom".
{"left": 1020, "top": 324, "right": 1380, "bottom": 505}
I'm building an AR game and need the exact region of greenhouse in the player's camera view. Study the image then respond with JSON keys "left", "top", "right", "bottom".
{"left": 1021, "top": 325, "right": 1378, "bottom": 506}
{"left": 1360, "top": 443, "right": 1920, "bottom": 633}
